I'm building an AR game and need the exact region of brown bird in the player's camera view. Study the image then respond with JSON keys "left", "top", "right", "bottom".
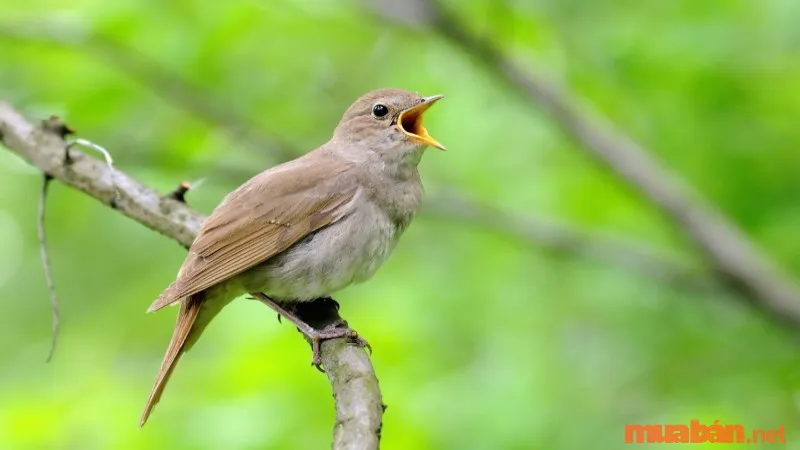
{"left": 140, "top": 88, "right": 445, "bottom": 427}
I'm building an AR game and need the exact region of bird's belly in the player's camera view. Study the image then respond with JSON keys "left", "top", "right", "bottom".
{"left": 239, "top": 203, "right": 400, "bottom": 301}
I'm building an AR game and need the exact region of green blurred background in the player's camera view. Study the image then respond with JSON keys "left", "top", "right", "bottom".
{"left": 1, "top": 0, "right": 799, "bottom": 448}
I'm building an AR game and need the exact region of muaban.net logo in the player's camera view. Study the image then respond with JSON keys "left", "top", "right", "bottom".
{"left": 625, "top": 421, "right": 786, "bottom": 444}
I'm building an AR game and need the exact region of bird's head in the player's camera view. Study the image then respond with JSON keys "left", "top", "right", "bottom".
{"left": 333, "top": 89, "right": 445, "bottom": 161}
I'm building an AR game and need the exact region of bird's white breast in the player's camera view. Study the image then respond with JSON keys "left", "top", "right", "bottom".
{"left": 239, "top": 198, "right": 401, "bottom": 301}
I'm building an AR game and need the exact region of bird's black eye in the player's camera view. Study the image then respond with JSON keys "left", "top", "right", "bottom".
{"left": 372, "top": 104, "right": 389, "bottom": 119}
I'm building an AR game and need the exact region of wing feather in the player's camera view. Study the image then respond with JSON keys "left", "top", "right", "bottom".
{"left": 148, "top": 153, "right": 358, "bottom": 312}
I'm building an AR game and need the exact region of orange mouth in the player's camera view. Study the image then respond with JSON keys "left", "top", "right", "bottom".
{"left": 397, "top": 95, "right": 445, "bottom": 150}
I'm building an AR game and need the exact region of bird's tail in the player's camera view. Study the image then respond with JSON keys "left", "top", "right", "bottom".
{"left": 139, "top": 293, "right": 205, "bottom": 427}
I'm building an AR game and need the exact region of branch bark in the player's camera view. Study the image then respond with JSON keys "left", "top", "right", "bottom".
{"left": 370, "top": 0, "right": 800, "bottom": 326}
{"left": 0, "top": 102, "right": 383, "bottom": 450}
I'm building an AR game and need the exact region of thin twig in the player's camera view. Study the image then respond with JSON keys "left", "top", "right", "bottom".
{"left": 33, "top": 135, "right": 118, "bottom": 362}
{"left": 164, "top": 178, "right": 206, "bottom": 204}
{"left": 67, "top": 138, "right": 120, "bottom": 205}
{"left": 37, "top": 173, "right": 59, "bottom": 362}
{"left": 165, "top": 181, "right": 192, "bottom": 203}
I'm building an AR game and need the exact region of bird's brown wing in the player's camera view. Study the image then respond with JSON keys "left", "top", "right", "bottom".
{"left": 148, "top": 154, "right": 358, "bottom": 312}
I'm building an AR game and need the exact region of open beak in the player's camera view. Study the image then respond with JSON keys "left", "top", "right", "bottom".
{"left": 397, "top": 94, "right": 446, "bottom": 150}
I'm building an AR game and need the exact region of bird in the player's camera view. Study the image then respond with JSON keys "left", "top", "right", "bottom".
{"left": 139, "top": 88, "right": 445, "bottom": 427}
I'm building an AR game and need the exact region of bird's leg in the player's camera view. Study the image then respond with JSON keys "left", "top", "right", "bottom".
{"left": 249, "top": 292, "right": 370, "bottom": 370}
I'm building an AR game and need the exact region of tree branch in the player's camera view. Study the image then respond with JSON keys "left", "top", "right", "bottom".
{"left": 370, "top": 0, "right": 800, "bottom": 326}
{"left": 37, "top": 173, "right": 59, "bottom": 362}
{"left": 0, "top": 102, "right": 383, "bottom": 449}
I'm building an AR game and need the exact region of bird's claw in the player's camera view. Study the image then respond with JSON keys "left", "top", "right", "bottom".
{"left": 302, "top": 328, "right": 370, "bottom": 372}
{"left": 352, "top": 334, "right": 372, "bottom": 355}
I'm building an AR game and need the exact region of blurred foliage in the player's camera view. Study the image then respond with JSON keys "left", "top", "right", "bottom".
{"left": 1, "top": 0, "right": 800, "bottom": 449}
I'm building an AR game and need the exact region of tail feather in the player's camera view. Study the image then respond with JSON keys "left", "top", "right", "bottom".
{"left": 139, "top": 295, "right": 202, "bottom": 427}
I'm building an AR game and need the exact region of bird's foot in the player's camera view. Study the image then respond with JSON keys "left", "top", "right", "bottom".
{"left": 249, "top": 292, "right": 371, "bottom": 371}
{"left": 301, "top": 327, "right": 371, "bottom": 371}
